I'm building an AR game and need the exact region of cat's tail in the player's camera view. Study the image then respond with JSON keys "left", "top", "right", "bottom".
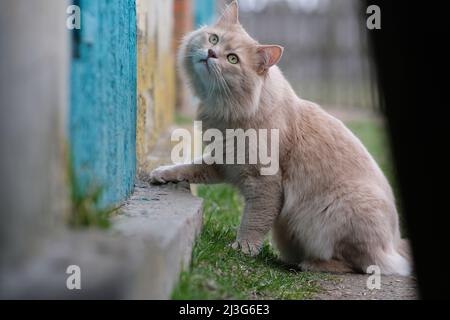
{"left": 397, "top": 238, "right": 412, "bottom": 261}
{"left": 373, "top": 240, "right": 412, "bottom": 276}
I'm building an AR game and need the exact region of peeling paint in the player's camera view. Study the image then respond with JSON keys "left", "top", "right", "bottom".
{"left": 70, "top": 0, "right": 137, "bottom": 208}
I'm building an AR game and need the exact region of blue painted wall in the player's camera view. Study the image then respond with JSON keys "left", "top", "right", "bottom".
{"left": 70, "top": 0, "right": 137, "bottom": 207}
{"left": 194, "top": 0, "right": 216, "bottom": 27}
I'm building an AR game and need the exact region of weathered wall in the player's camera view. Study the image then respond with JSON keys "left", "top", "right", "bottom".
{"left": 194, "top": 0, "right": 216, "bottom": 27}
{"left": 174, "top": 0, "right": 194, "bottom": 115}
{"left": 136, "top": 0, "right": 176, "bottom": 171}
{"left": 70, "top": 0, "right": 137, "bottom": 207}
{"left": 0, "top": 0, "right": 68, "bottom": 273}
{"left": 0, "top": 0, "right": 202, "bottom": 299}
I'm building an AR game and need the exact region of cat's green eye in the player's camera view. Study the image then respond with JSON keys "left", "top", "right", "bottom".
{"left": 209, "top": 34, "right": 219, "bottom": 45}
{"left": 227, "top": 54, "right": 239, "bottom": 64}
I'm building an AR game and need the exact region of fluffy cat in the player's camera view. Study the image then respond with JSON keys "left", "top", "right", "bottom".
{"left": 150, "top": 1, "right": 411, "bottom": 275}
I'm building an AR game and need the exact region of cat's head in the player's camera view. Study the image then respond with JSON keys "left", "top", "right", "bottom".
{"left": 178, "top": 0, "right": 284, "bottom": 120}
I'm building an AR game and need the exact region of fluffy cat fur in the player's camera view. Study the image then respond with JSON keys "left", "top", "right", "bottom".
{"left": 150, "top": 1, "right": 411, "bottom": 276}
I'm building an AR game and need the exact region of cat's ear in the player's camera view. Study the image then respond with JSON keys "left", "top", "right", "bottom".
{"left": 256, "top": 45, "right": 284, "bottom": 74}
{"left": 216, "top": 1, "right": 239, "bottom": 27}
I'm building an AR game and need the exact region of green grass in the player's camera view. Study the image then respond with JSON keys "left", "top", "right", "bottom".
{"left": 68, "top": 158, "right": 112, "bottom": 229}
{"left": 68, "top": 184, "right": 112, "bottom": 229}
{"left": 172, "top": 118, "right": 396, "bottom": 300}
{"left": 172, "top": 184, "right": 329, "bottom": 300}
{"left": 346, "top": 120, "right": 396, "bottom": 188}
{"left": 175, "top": 113, "right": 195, "bottom": 126}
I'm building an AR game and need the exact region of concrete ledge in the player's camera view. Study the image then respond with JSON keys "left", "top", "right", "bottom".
{"left": 112, "top": 180, "right": 203, "bottom": 299}
{"left": 0, "top": 231, "right": 139, "bottom": 299}
{"left": 0, "top": 181, "right": 203, "bottom": 299}
{"left": 1, "top": 121, "right": 202, "bottom": 299}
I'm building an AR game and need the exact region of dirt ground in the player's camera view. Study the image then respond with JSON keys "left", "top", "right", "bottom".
{"left": 312, "top": 274, "right": 418, "bottom": 300}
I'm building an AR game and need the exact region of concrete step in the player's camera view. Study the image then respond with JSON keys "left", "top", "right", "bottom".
{"left": 0, "top": 181, "right": 202, "bottom": 299}
{"left": 112, "top": 181, "right": 203, "bottom": 299}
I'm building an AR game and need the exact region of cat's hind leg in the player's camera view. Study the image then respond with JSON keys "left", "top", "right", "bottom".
{"left": 347, "top": 246, "right": 411, "bottom": 276}
{"left": 273, "top": 220, "right": 353, "bottom": 273}
{"left": 272, "top": 217, "right": 305, "bottom": 265}
{"left": 336, "top": 237, "right": 411, "bottom": 276}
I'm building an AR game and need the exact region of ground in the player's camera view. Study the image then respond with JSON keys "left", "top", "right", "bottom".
{"left": 314, "top": 274, "right": 417, "bottom": 300}
{"left": 172, "top": 184, "right": 331, "bottom": 299}
{"left": 172, "top": 108, "right": 418, "bottom": 300}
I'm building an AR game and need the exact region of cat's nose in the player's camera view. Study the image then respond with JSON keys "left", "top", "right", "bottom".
{"left": 208, "top": 49, "right": 218, "bottom": 59}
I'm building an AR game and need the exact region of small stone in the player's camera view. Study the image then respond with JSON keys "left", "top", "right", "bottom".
{"left": 206, "top": 280, "right": 218, "bottom": 290}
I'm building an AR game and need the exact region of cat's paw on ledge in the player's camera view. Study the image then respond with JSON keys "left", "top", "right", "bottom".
{"left": 149, "top": 165, "right": 186, "bottom": 185}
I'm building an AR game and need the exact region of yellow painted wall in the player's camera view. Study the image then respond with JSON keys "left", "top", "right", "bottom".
{"left": 136, "top": 0, "right": 176, "bottom": 171}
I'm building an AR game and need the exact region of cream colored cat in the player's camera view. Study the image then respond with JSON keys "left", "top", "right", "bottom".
{"left": 150, "top": 1, "right": 411, "bottom": 275}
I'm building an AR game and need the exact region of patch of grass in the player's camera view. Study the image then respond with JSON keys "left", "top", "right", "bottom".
{"left": 69, "top": 185, "right": 112, "bottom": 229}
{"left": 175, "top": 114, "right": 195, "bottom": 126}
{"left": 68, "top": 160, "right": 112, "bottom": 229}
{"left": 346, "top": 120, "right": 396, "bottom": 188}
{"left": 346, "top": 121, "right": 400, "bottom": 199}
{"left": 172, "top": 184, "right": 329, "bottom": 300}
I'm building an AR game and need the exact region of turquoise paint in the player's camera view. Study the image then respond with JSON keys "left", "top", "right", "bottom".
{"left": 195, "top": 0, "right": 216, "bottom": 27}
{"left": 70, "top": 0, "right": 137, "bottom": 207}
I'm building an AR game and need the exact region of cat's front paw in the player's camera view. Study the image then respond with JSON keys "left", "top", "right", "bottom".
{"left": 231, "top": 240, "right": 261, "bottom": 256}
{"left": 149, "top": 165, "right": 185, "bottom": 185}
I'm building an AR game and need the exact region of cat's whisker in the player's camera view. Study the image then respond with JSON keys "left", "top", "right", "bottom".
{"left": 211, "top": 64, "right": 230, "bottom": 104}
{"left": 209, "top": 74, "right": 218, "bottom": 99}
{"left": 206, "top": 64, "right": 219, "bottom": 100}
{"left": 206, "top": 75, "right": 214, "bottom": 99}
{"left": 216, "top": 69, "right": 232, "bottom": 104}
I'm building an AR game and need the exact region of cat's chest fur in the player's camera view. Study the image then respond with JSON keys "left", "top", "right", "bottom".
{"left": 198, "top": 114, "right": 267, "bottom": 183}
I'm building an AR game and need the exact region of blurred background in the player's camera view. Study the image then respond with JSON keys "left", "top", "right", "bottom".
{"left": 179, "top": 0, "right": 379, "bottom": 116}
{"left": 238, "top": 0, "right": 378, "bottom": 112}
